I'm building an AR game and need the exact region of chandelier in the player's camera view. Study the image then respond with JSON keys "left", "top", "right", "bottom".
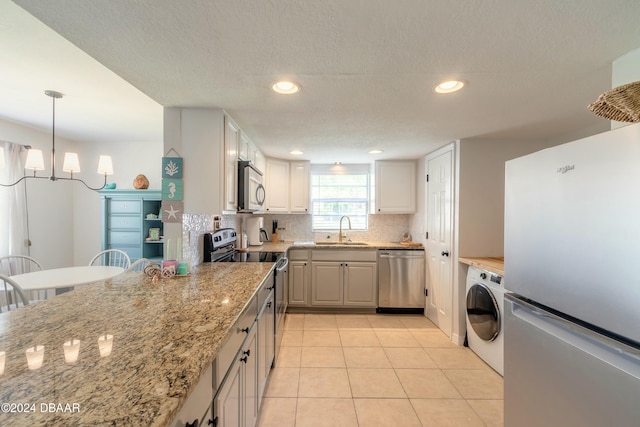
{"left": 0, "top": 90, "right": 113, "bottom": 191}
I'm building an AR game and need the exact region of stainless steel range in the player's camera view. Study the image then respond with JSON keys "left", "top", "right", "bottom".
{"left": 203, "top": 228, "right": 288, "bottom": 360}
{"left": 203, "top": 228, "right": 282, "bottom": 263}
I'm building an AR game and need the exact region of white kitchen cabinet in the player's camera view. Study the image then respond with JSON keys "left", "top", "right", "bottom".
{"left": 288, "top": 250, "right": 310, "bottom": 307}
{"left": 169, "top": 364, "right": 214, "bottom": 427}
{"left": 213, "top": 322, "right": 258, "bottom": 427}
{"left": 264, "top": 158, "right": 290, "bottom": 212}
{"left": 375, "top": 160, "right": 417, "bottom": 213}
{"left": 224, "top": 115, "right": 240, "bottom": 212}
{"left": 257, "top": 288, "right": 274, "bottom": 407}
{"left": 211, "top": 275, "right": 275, "bottom": 427}
{"left": 290, "top": 161, "right": 310, "bottom": 213}
{"left": 311, "top": 262, "right": 344, "bottom": 306}
{"left": 309, "top": 250, "right": 378, "bottom": 308}
{"left": 343, "top": 262, "right": 378, "bottom": 307}
{"left": 239, "top": 131, "right": 250, "bottom": 161}
{"left": 254, "top": 148, "right": 266, "bottom": 175}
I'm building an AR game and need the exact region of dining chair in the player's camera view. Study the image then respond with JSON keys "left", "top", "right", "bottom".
{"left": 127, "top": 258, "right": 150, "bottom": 272}
{"left": 0, "top": 255, "right": 47, "bottom": 301}
{"left": 89, "top": 249, "right": 131, "bottom": 269}
{"left": 0, "top": 273, "right": 30, "bottom": 312}
{"left": 0, "top": 255, "right": 43, "bottom": 276}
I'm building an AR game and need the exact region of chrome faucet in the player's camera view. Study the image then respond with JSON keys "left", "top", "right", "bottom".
{"left": 339, "top": 215, "right": 352, "bottom": 243}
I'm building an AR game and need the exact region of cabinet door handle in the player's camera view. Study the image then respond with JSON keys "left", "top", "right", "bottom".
{"left": 243, "top": 349, "right": 251, "bottom": 356}
{"left": 267, "top": 302, "right": 272, "bottom": 308}
{"left": 441, "top": 251, "right": 449, "bottom": 257}
{"left": 185, "top": 420, "right": 199, "bottom": 427}
{"left": 240, "top": 327, "right": 250, "bottom": 334}
{"left": 208, "top": 417, "right": 217, "bottom": 426}
{"left": 240, "top": 356, "right": 248, "bottom": 363}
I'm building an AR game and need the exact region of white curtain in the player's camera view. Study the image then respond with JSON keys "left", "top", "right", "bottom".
{"left": 0, "top": 141, "right": 29, "bottom": 257}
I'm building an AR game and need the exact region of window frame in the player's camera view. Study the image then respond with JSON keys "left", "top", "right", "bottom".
{"left": 310, "top": 164, "right": 371, "bottom": 232}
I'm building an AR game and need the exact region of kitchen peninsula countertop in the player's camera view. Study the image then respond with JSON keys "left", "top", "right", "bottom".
{"left": 459, "top": 257, "right": 505, "bottom": 276}
{"left": 0, "top": 262, "right": 275, "bottom": 426}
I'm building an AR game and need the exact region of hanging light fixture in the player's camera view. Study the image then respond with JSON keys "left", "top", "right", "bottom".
{"left": 0, "top": 90, "right": 114, "bottom": 190}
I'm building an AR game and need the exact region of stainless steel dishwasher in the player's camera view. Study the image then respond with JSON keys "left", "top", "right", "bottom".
{"left": 377, "top": 248, "right": 425, "bottom": 313}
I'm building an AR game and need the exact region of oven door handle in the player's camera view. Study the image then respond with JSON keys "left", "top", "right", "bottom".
{"left": 276, "top": 257, "right": 288, "bottom": 272}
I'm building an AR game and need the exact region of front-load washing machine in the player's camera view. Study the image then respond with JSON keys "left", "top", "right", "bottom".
{"left": 465, "top": 266, "right": 505, "bottom": 375}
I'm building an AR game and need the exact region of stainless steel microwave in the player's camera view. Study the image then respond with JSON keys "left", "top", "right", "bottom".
{"left": 237, "top": 160, "right": 265, "bottom": 212}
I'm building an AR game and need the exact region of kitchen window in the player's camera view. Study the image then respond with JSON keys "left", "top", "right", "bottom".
{"left": 311, "top": 164, "right": 369, "bottom": 231}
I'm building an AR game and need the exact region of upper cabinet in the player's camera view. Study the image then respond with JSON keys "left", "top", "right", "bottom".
{"left": 290, "top": 161, "right": 310, "bottom": 213}
{"left": 239, "top": 130, "right": 265, "bottom": 172}
{"left": 224, "top": 115, "right": 240, "bottom": 212}
{"left": 264, "top": 158, "right": 310, "bottom": 214}
{"left": 264, "top": 158, "right": 290, "bottom": 213}
{"left": 375, "top": 160, "right": 417, "bottom": 213}
{"left": 224, "top": 115, "right": 268, "bottom": 214}
{"left": 163, "top": 108, "right": 266, "bottom": 217}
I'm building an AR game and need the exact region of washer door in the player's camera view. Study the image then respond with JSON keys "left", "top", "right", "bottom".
{"left": 466, "top": 283, "right": 500, "bottom": 342}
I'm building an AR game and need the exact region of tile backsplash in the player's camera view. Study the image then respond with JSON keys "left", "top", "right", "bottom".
{"left": 183, "top": 213, "right": 415, "bottom": 264}
{"left": 236, "top": 213, "right": 414, "bottom": 243}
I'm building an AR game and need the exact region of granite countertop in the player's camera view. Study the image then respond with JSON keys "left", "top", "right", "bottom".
{"left": 459, "top": 257, "right": 505, "bottom": 276}
{"left": 0, "top": 262, "right": 275, "bottom": 426}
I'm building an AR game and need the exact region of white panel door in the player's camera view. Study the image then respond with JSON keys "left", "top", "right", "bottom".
{"left": 425, "top": 147, "right": 453, "bottom": 337}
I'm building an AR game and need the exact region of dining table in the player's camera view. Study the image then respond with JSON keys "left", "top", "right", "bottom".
{"left": 10, "top": 265, "right": 126, "bottom": 293}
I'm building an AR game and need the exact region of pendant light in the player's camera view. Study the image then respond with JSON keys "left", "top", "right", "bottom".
{"left": 0, "top": 90, "right": 114, "bottom": 190}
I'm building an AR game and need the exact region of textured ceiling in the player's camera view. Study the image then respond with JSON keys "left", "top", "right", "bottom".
{"left": 4, "top": 0, "right": 640, "bottom": 162}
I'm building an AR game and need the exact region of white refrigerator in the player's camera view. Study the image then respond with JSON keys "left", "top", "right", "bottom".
{"left": 504, "top": 122, "right": 640, "bottom": 426}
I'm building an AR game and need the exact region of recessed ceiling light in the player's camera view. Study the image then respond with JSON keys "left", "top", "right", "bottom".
{"left": 290, "top": 150, "right": 304, "bottom": 155}
{"left": 368, "top": 149, "right": 384, "bottom": 154}
{"left": 435, "top": 80, "right": 465, "bottom": 94}
{"left": 272, "top": 80, "right": 301, "bottom": 94}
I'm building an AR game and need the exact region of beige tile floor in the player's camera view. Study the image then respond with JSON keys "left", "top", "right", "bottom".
{"left": 257, "top": 313, "right": 503, "bottom": 427}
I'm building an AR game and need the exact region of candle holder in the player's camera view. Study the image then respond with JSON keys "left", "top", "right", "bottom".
{"left": 98, "top": 334, "right": 114, "bottom": 358}
{"left": 63, "top": 339, "right": 81, "bottom": 364}
{"left": 26, "top": 345, "right": 45, "bottom": 370}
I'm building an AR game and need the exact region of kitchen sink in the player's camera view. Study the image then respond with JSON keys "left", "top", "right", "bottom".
{"left": 315, "top": 241, "right": 370, "bottom": 246}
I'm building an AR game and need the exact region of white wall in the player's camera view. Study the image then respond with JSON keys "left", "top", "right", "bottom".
{"left": 0, "top": 118, "right": 74, "bottom": 268}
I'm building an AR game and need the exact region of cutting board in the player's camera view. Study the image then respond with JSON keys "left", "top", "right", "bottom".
{"left": 400, "top": 241, "right": 422, "bottom": 247}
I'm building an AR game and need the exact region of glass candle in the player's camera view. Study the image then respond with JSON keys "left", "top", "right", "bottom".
{"left": 98, "top": 334, "right": 114, "bottom": 357}
{"left": 26, "top": 345, "right": 45, "bottom": 370}
{"left": 63, "top": 339, "right": 81, "bottom": 363}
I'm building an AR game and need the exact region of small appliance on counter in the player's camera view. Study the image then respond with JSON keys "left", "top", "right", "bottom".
{"left": 246, "top": 216, "right": 266, "bottom": 246}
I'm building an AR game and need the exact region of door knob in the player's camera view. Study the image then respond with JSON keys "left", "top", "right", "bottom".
{"left": 441, "top": 251, "right": 449, "bottom": 257}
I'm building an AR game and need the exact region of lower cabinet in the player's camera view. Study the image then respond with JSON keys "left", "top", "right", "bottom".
{"left": 310, "top": 261, "right": 377, "bottom": 307}
{"left": 288, "top": 250, "right": 310, "bottom": 307}
{"left": 169, "top": 364, "right": 214, "bottom": 427}
{"left": 214, "top": 321, "right": 258, "bottom": 427}
{"left": 257, "top": 289, "right": 275, "bottom": 405}
{"left": 311, "top": 262, "right": 343, "bottom": 306}
{"left": 343, "top": 262, "right": 378, "bottom": 307}
{"left": 209, "top": 273, "right": 275, "bottom": 427}
{"left": 308, "top": 250, "right": 378, "bottom": 308}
